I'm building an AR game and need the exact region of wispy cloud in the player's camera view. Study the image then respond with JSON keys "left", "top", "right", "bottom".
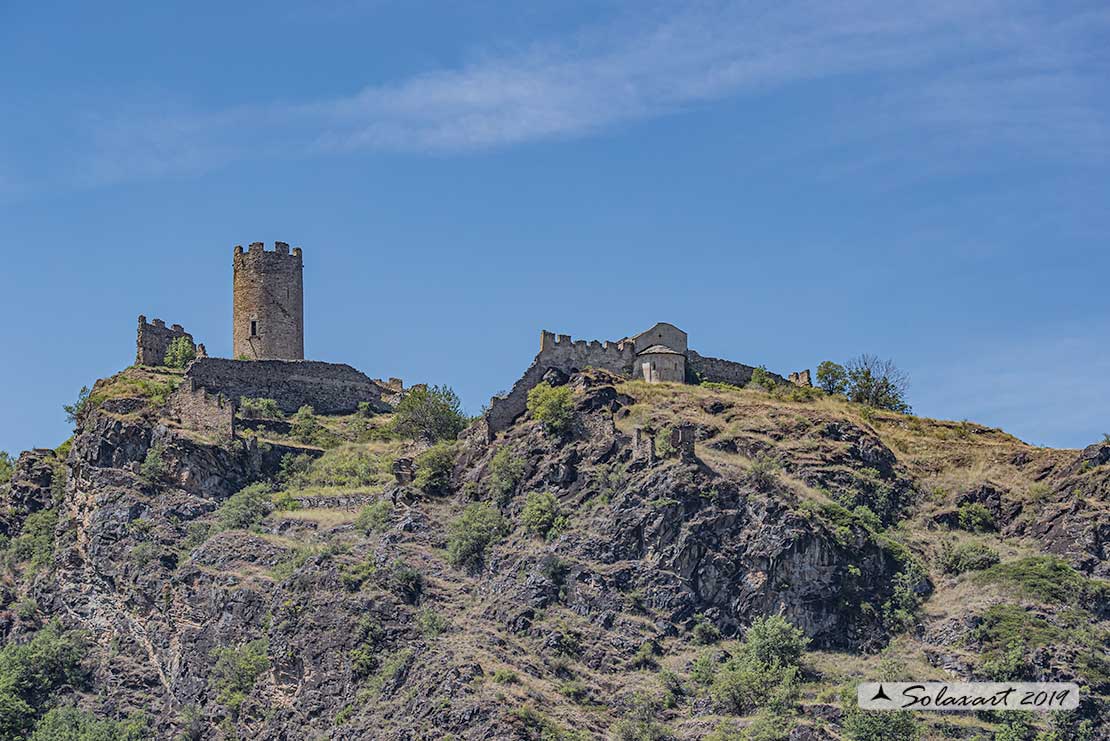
{"left": 28, "top": 1, "right": 1110, "bottom": 186}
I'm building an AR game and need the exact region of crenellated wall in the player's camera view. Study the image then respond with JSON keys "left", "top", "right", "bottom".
{"left": 484, "top": 330, "right": 638, "bottom": 437}
{"left": 185, "top": 358, "right": 389, "bottom": 416}
{"left": 136, "top": 315, "right": 195, "bottom": 366}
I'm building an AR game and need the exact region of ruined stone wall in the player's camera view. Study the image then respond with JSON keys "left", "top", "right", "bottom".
{"left": 485, "top": 331, "right": 636, "bottom": 437}
{"left": 136, "top": 316, "right": 194, "bottom": 366}
{"left": 185, "top": 358, "right": 386, "bottom": 415}
{"left": 168, "top": 380, "right": 235, "bottom": 438}
{"left": 687, "top": 350, "right": 788, "bottom": 387}
{"left": 233, "top": 242, "right": 304, "bottom": 360}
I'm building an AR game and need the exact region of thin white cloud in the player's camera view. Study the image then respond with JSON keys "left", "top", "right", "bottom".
{"left": 28, "top": 0, "right": 1110, "bottom": 186}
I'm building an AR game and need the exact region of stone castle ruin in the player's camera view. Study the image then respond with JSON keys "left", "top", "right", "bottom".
{"left": 482, "top": 322, "right": 811, "bottom": 437}
{"left": 133, "top": 246, "right": 808, "bottom": 442}
{"left": 134, "top": 242, "right": 399, "bottom": 436}
{"left": 135, "top": 316, "right": 205, "bottom": 366}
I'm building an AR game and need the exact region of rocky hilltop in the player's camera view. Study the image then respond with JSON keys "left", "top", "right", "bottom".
{"left": 0, "top": 364, "right": 1107, "bottom": 740}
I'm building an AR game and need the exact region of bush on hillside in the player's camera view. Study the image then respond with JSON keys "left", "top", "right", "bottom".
{"left": 162, "top": 336, "right": 196, "bottom": 369}
{"left": 487, "top": 447, "right": 526, "bottom": 505}
{"left": 29, "top": 707, "right": 149, "bottom": 741}
{"left": 215, "top": 483, "right": 272, "bottom": 531}
{"left": 743, "top": 615, "right": 810, "bottom": 667}
{"left": 0, "top": 620, "right": 89, "bottom": 740}
{"left": 289, "top": 405, "right": 338, "bottom": 447}
{"left": 139, "top": 444, "right": 168, "bottom": 483}
{"left": 9, "top": 509, "right": 59, "bottom": 574}
{"left": 0, "top": 451, "right": 13, "bottom": 486}
{"left": 749, "top": 366, "right": 777, "bottom": 392}
{"left": 414, "top": 442, "right": 458, "bottom": 496}
{"left": 239, "top": 397, "right": 283, "bottom": 420}
{"left": 520, "top": 491, "right": 565, "bottom": 539}
{"left": 391, "top": 385, "right": 466, "bottom": 442}
{"left": 209, "top": 638, "right": 269, "bottom": 714}
{"left": 840, "top": 690, "right": 920, "bottom": 741}
{"left": 354, "top": 499, "right": 393, "bottom": 534}
{"left": 526, "top": 382, "right": 575, "bottom": 437}
{"left": 939, "top": 541, "right": 1000, "bottom": 574}
{"left": 63, "top": 386, "right": 91, "bottom": 428}
{"left": 446, "top": 503, "right": 507, "bottom": 569}
{"left": 957, "top": 502, "right": 995, "bottom": 532}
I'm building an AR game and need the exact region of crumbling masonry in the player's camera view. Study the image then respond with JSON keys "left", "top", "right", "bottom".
{"left": 482, "top": 322, "right": 812, "bottom": 438}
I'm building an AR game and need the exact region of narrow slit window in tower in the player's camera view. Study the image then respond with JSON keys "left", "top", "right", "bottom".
{"left": 250, "top": 320, "right": 258, "bottom": 337}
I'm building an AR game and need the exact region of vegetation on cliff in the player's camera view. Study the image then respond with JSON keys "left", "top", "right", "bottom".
{"left": 0, "top": 363, "right": 1106, "bottom": 739}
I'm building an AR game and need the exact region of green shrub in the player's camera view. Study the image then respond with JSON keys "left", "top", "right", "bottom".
{"left": 841, "top": 690, "right": 920, "bottom": 741}
{"left": 657, "top": 668, "right": 685, "bottom": 708}
{"left": 139, "top": 443, "right": 168, "bottom": 483}
{"left": 487, "top": 447, "right": 526, "bottom": 504}
{"left": 270, "top": 489, "right": 300, "bottom": 512}
{"left": 692, "top": 618, "right": 721, "bottom": 645}
{"left": 747, "top": 455, "right": 780, "bottom": 491}
{"left": 526, "top": 382, "right": 575, "bottom": 436}
{"left": 750, "top": 366, "right": 777, "bottom": 392}
{"left": 957, "top": 502, "right": 996, "bottom": 532}
{"left": 0, "top": 620, "right": 88, "bottom": 740}
{"left": 520, "top": 492, "right": 565, "bottom": 538}
{"left": 691, "top": 649, "right": 718, "bottom": 686}
{"left": 279, "top": 446, "right": 385, "bottom": 490}
{"left": 976, "top": 556, "right": 1109, "bottom": 606}
{"left": 215, "top": 483, "right": 272, "bottom": 531}
{"left": 129, "top": 541, "right": 159, "bottom": 568}
{"left": 558, "top": 679, "right": 590, "bottom": 703}
{"left": 29, "top": 707, "right": 149, "bottom": 741}
{"left": 417, "top": 608, "right": 447, "bottom": 638}
{"left": 209, "top": 638, "right": 269, "bottom": 714}
{"left": 163, "top": 336, "right": 196, "bottom": 369}
{"left": 710, "top": 653, "right": 788, "bottom": 714}
{"left": 816, "top": 361, "right": 848, "bottom": 395}
{"left": 0, "top": 451, "right": 13, "bottom": 486}
{"left": 340, "top": 557, "right": 378, "bottom": 591}
{"left": 492, "top": 668, "right": 519, "bottom": 684}
{"left": 388, "top": 561, "right": 424, "bottom": 604}
{"left": 350, "top": 617, "right": 384, "bottom": 679}
{"left": 10, "top": 509, "right": 59, "bottom": 574}
{"left": 446, "top": 503, "right": 507, "bottom": 569}
{"left": 391, "top": 385, "right": 466, "bottom": 442}
{"left": 708, "top": 616, "right": 808, "bottom": 716}
{"left": 630, "top": 641, "right": 658, "bottom": 669}
{"left": 354, "top": 499, "right": 393, "bottom": 534}
{"left": 880, "top": 560, "right": 928, "bottom": 633}
{"left": 609, "top": 693, "right": 670, "bottom": 741}
{"left": 939, "top": 541, "right": 1000, "bottom": 574}
{"left": 63, "top": 386, "right": 91, "bottom": 428}
{"left": 414, "top": 442, "right": 458, "bottom": 495}
{"left": 14, "top": 599, "right": 37, "bottom": 621}
{"left": 655, "top": 426, "right": 677, "bottom": 458}
{"left": 238, "top": 397, "right": 283, "bottom": 420}
{"left": 289, "top": 405, "right": 338, "bottom": 447}
{"left": 276, "top": 453, "right": 313, "bottom": 486}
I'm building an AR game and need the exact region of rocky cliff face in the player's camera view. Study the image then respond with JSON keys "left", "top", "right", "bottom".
{"left": 0, "top": 367, "right": 1106, "bottom": 740}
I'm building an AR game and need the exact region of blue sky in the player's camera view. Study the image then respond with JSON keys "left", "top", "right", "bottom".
{"left": 1, "top": 0, "right": 1108, "bottom": 454}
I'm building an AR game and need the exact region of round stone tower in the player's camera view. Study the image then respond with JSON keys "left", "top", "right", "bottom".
{"left": 233, "top": 241, "right": 304, "bottom": 360}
